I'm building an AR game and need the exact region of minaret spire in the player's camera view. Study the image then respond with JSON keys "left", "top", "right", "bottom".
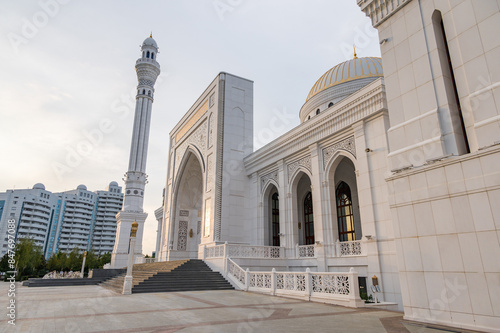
{"left": 111, "top": 35, "right": 161, "bottom": 268}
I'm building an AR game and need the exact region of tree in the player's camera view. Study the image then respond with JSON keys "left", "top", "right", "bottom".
{"left": 99, "top": 252, "right": 111, "bottom": 268}
{"left": 67, "top": 248, "right": 82, "bottom": 271}
{"left": 84, "top": 250, "right": 98, "bottom": 273}
{"left": 13, "top": 238, "right": 46, "bottom": 280}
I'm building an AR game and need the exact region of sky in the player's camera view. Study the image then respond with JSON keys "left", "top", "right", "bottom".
{"left": 0, "top": 0, "right": 380, "bottom": 256}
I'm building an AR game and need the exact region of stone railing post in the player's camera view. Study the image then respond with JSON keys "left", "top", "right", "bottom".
{"left": 335, "top": 239, "right": 340, "bottom": 257}
{"left": 295, "top": 243, "right": 299, "bottom": 258}
{"left": 348, "top": 267, "right": 361, "bottom": 306}
{"left": 305, "top": 268, "right": 312, "bottom": 300}
{"left": 245, "top": 268, "right": 250, "bottom": 291}
{"left": 224, "top": 241, "right": 228, "bottom": 259}
{"left": 271, "top": 268, "right": 276, "bottom": 295}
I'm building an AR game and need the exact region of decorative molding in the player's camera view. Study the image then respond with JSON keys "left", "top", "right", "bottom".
{"left": 206, "top": 153, "right": 214, "bottom": 192}
{"left": 176, "top": 99, "right": 208, "bottom": 142}
{"left": 208, "top": 112, "right": 215, "bottom": 148}
{"left": 215, "top": 76, "right": 225, "bottom": 241}
{"left": 322, "top": 136, "right": 356, "bottom": 169}
{"left": 177, "top": 220, "right": 188, "bottom": 251}
{"left": 260, "top": 170, "right": 279, "bottom": 192}
{"left": 287, "top": 155, "right": 312, "bottom": 183}
{"left": 357, "top": 0, "right": 412, "bottom": 28}
{"left": 174, "top": 120, "right": 208, "bottom": 176}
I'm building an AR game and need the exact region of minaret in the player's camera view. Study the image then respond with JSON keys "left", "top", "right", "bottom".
{"left": 111, "top": 35, "right": 161, "bottom": 268}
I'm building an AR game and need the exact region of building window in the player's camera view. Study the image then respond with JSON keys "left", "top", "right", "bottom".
{"left": 142, "top": 89, "right": 145, "bottom": 94}
{"left": 328, "top": 102, "right": 334, "bottom": 107}
{"left": 304, "top": 192, "right": 315, "bottom": 245}
{"left": 432, "top": 10, "right": 470, "bottom": 154}
{"left": 271, "top": 193, "right": 280, "bottom": 246}
{"left": 336, "top": 181, "right": 355, "bottom": 241}
{"left": 151, "top": 52, "right": 154, "bottom": 59}
{"left": 146, "top": 51, "right": 150, "bottom": 58}
{"left": 316, "top": 109, "right": 320, "bottom": 115}
{"left": 148, "top": 91, "right": 151, "bottom": 96}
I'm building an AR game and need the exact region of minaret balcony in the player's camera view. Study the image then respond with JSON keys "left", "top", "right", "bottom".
{"left": 136, "top": 58, "right": 160, "bottom": 68}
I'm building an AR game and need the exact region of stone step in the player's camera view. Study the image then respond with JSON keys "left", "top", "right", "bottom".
{"left": 131, "top": 259, "right": 233, "bottom": 293}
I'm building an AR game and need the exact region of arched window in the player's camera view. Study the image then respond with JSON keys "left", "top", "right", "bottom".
{"left": 304, "top": 192, "right": 315, "bottom": 245}
{"left": 336, "top": 181, "right": 355, "bottom": 241}
{"left": 142, "top": 89, "right": 145, "bottom": 94}
{"left": 308, "top": 116, "right": 311, "bottom": 120}
{"left": 146, "top": 51, "right": 150, "bottom": 58}
{"left": 328, "top": 102, "right": 334, "bottom": 107}
{"left": 316, "top": 109, "right": 320, "bottom": 115}
{"left": 271, "top": 192, "right": 280, "bottom": 246}
{"left": 148, "top": 91, "right": 151, "bottom": 96}
{"left": 151, "top": 52, "right": 154, "bottom": 59}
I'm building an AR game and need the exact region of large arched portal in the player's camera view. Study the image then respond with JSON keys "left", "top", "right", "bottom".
{"left": 173, "top": 151, "right": 204, "bottom": 258}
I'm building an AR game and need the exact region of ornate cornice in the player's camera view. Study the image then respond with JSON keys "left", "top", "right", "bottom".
{"left": 357, "top": 0, "right": 412, "bottom": 28}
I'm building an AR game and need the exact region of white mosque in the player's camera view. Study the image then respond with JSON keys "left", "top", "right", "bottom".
{"left": 113, "top": 1, "right": 500, "bottom": 332}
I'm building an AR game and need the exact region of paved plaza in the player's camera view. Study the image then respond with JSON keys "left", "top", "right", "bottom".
{"left": 0, "top": 283, "right": 477, "bottom": 333}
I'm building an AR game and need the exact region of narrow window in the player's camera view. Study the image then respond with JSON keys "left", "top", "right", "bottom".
{"left": 151, "top": 53, "right": 154, "bottom": 59}
{"left": 146, "top": 51, "right": 150, "bottom": 58}
{"left": 271, "top": 192, "right": 280, "bottom": 246}
{"left": 316, "top": 109, "right": 320, "bottom": 115}
{"left": 328, "top": 102, "right": 334, "bottom": 107}
{"left": 142, "top": 89, "right": 145, "bottom": 94}
{"left": 304, "top": 192, "right": 314, "bottom": 245}
{"left": 336, "top": 181, "right": 355, "bottom": 241}
{"left": 432, "top": 10, "right": 470, "bottom": 154}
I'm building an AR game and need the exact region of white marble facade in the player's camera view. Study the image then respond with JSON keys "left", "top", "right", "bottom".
{"left": 358, "top": 0, "right": 500, "bottom": 332}
{"left": 157, "top": 2, "right": 499, "bottom": 330}
{"left": 158, "top": 59, "right": 402, "bottom": 309}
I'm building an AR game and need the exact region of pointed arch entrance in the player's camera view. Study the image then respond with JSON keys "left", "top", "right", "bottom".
{"left": 262, "top": 182, "right": 280, "bottom": 246}
{"left": 173, "top": 150, "right": 204, "bottom": 258}
{"left": 291, "top": 171, "right": 314, "bottom": 246}
{"left": 328, "top": 156, "right": 362, "bottom": 241}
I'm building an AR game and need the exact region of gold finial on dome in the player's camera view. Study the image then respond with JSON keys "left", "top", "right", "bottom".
{"left": 353, "top": 44, "right": 358, "bottom": 59}
{"left": 150, "top": 32, "right": 153, "bottom": 38}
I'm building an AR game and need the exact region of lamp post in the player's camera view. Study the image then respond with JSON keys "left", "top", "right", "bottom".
{"left": 80, "top": 251, "right": 87, "bottom": 278}
{"left": 123, "top": 220, "right": 138, "bottom": 295}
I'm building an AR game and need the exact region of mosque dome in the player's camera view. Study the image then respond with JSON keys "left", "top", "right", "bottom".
{"left": 33, "top": 183, "right": 45, "bottom": 190}
{"left": 142, "top": 35, "right": 158, "bottom": 48}
{"left": 300, "top": 56, "right": 383, "bottom": 123}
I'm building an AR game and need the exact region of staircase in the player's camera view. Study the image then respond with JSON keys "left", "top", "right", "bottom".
{"left": 100, "top": 259, "right": 188, "bottom": 293}
{"left": 101, "top": 259, "right": 233, "bottom": 294}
